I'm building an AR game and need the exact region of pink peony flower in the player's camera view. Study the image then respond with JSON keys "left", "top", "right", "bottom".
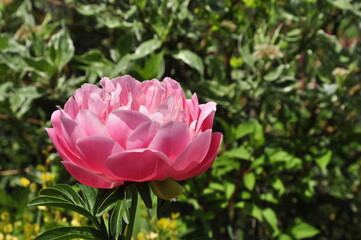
{"left": 46, "top": 75, "right": 222, "bottom": 189}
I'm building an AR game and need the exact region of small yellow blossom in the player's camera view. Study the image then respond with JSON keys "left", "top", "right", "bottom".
{"left": 137, "top": 232, "right": 145, "bottom": 240}
{"left": 3, "top": 223, "right": 13, "bottom": 233}
{"left": 29, "top": 183, "right": 37, "bottom": 192}
{"left": 37, "top": 206, "right": 47, "bottom": 211}
{"left": 171, "top": 212, "right": 180, "bottom": 219}
{"left": 157, "top": 218, "right": 170, "bottom": 230}
{"left": 147, "top": 232, "right": 158, "bottom": 240}
{"left": 20, "top": 177, "right": 30, "bottom": 187}
{"left": 40, "top": 172, "right": 55, "bottom": 182}
{"left": 1, "top": 212, "right": 9, "bottom": 220}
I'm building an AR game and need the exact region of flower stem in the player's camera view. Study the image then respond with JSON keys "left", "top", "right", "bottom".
{"left": 125, "top": 185, "right": 138, "bottom": 240}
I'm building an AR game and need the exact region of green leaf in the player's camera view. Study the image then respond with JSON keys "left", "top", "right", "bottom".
{"left": 34, "top": 227, "right": 104, "bottom": 240}
{"left": 24, "top": 57, "right": 54, "bottom": 76}
{"left": 0, "top": 34, "right": 9, "bottom": 51}
{"left": 109, "top": 200, "right": 125, "bottom": 240}
{"left": 315, "top": 150, "right": 332, "bottom": 170}
{"left": 250, "top": 122, "right": 265, "bottom": 148}
{"left": 40, "top": 184, "right": 86, "bottom": 208}
{"left": 96, "top": 187, "right": 125, "bottom": 217}
{"left": 272, "top": 178, "right": 285, "bottom": 196}
{"left": 236, "top": 202, "right": 263, "bottom": 221}
{"left": 133, "top": 0, "right": 147, "bottom": 10}
{"left": 278, "top": 234, "right": 292, "bottom": 240}
{"left": 9, "top": 86, "right": 42, "bottom": 118}
{"left": 48, "top": 28, "right": 75, "bottom": 71}
{"left": 117, "top": 34, "right": 133, "bottom": 58}
{"left": 243, "top": 172, "right": 256, "bottom": 191}
{"left": 79, "top": 184, "right": 98, "bottom": 212}
{"left": 129, "top": 38, "right": 162, "bottom": 60}
{"left": 136, "top": 183, "right": 152, "bottom": 209}
{"left": 262, "top": 208, "right": 279, "bottom": 236}
{"left": 290, "top": 222, "right": 320, "bottom": 239}
{"left": 223, "top": 146, "right": 251, "bottom": 160}
{"left": 28, "top": 196, "right": 94, "bottom": 221}
{"left": 172, "top": 50, "right": 204, "bottom": 75}
{"left": 235, "top": 121, "right": 256, "bottom": 139}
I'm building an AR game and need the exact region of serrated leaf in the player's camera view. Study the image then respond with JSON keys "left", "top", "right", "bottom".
{"left": 40, "top": 184, "right": 85, "bottom": 208}
{"left": 291, "top": 222, "right": 320, "bottom": 239}
{"left": 79, "top": 184, "right": 98, "bottom": 212}
{"left": 109, "top": 200, "right": 125, "bottom": 239}
{"left": 172, "top": 50, "right": 204, "bottom": 75}
{"left": 34, "top": 227, "right": 104, "bottom": 240}
{"left": 129, "top": 38, "right": 162, "bottom": 60}
{"left": 28, "top": 196, "right": 94, "bottom": 221}
{"left": 96, "top": 187, "right": 125, "bottom": 217}
{"left": 243, "top": 172, "right": 256, "bottom": 191}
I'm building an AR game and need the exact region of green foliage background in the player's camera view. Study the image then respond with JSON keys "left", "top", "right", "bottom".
{"left": 1, "top": 0, "right": 361, "bottom": 239}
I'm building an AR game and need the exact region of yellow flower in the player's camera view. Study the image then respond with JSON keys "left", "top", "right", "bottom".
{"left": 137, "top": 232, "right": 145, "bottom": 240}
{"left": 39, "top": 172, "right": 55, "bottom": 182}
{"left": 37, "top": 206, "right": 47, "bottom": 211}
{"left": 3, "top": 223, "right": 13, "bottom": 233}
{"left": 171, "top": 212, "right": 180, "bottom": 219}
{"left": 23, "top": 223, "right": 35, "bottom": 235}
{"left": 20, "top": 177, "right": 30, "bottom": 187}
{"left": 0, "top": 212, "right": 9, "bottom": 220}
{"left": 147, "top": 232, "right": 158, "bottom": 240}
{"left": 0, "top": 233, "right": 4, "bottom": 240}
{"left": 157, "top": 218, "right": 170, "bottom": 230}
{"left": 29, "top": 183, "right": 37, "bottom": 192}
{"left": 169, "top": 220, "right": 177, "bottom": 230}
{"left": 33, "top": 224, "right": 40, "bottom": 232}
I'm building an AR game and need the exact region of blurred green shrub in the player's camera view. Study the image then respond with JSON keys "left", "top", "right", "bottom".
{"left": 0, "top": 0, "right": 361, "bottom": 239}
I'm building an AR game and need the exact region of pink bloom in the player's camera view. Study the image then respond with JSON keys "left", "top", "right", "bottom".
{"left": 46, "top": 75, "right": 222, "bottom": 189}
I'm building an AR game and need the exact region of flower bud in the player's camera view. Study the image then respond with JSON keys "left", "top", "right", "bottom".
{"left": 150, "top": 178, "right": 183, "bottom": 200}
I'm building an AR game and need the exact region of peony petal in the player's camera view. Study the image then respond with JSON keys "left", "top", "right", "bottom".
{"left": 46, "top": 128, "right": 82, "bottom": 164}
{"left": 148, "top": 121, "right": 190, "bottom": 162}
{"left": 60, "top": 117, "right": 87, "bottom": 151}
{"left": 88, "top": 93, "right": 106, "bottom": 118}
{"left": 62, "top": 161, "right": 122, "bottom": 189}
{"left": 196, "top": 102, "right": 216, "bottom": 132}
{"left": 106, "top": 110, "right": 150, "bottom": 147}
{"left": 64, "top": 97, "right": 79, "bottom": 119}
{"left": 51, "top": 110, "right": 66, "bottom": 136}
{"left": 175, "top": 132, "right": 222, "bottom": 180}
{"left": 76, "top": 109, "right": 109, "bottom": 137}
{"left": 187, "top": 93, "right": 200, "bottom": 122}
{"left": 172, "top": 129, "right": 212, "bottom": 171}
{"left": 110, "top": 75, "right": 139, "bottom": 105}
{"left": 127, "top": 121, "right": 160, "bottom": 150}
{"left": 76, "top": 136, "right": 124, "bottom": 172}
{"left": 105, "top": 149, "right": 170, "bottom": 182}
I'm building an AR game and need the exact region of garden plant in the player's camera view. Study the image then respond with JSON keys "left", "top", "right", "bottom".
{"left": 1, "top": 0, "right": 361, "bottom": 239}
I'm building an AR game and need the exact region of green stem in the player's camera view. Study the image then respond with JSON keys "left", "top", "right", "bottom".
{"left": 125, "top": 185, "right": 138, "bottom": 240}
